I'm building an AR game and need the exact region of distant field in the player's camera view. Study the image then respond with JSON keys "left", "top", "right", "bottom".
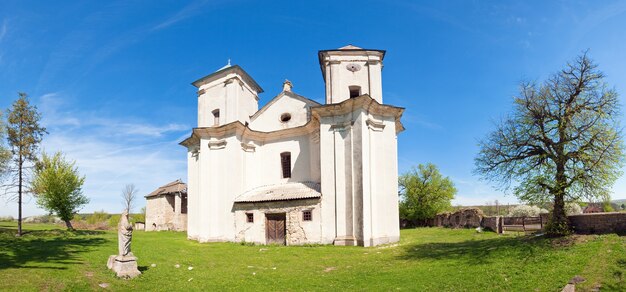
{"left": 0, "top": 222, "right": 624, "bottom": 291}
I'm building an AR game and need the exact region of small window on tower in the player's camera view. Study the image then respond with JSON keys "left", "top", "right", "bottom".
{"left": 349, "top": 86, "right": 361, "bottom": 98}
{"left": 212, "top": 109, "right": 220, "bottom": 126}
{"left": 281, "top": 152, "right": 291, "bottom": 178}
{"left": 246, "top": 213, "right": 254, "bottom": 223}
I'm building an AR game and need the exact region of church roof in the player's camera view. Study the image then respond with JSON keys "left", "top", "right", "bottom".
{"left": 234, "top": 182, "right": 321, "bottom": 203}
{"left": 191, "top": 65, "right": 264, "bottom": 93}
{"left": 145, "top": 179, "right": 187, "bottom": 198}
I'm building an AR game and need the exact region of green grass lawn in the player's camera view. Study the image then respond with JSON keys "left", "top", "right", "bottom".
{"left": 0, "top": 222, "right": 624, "bottom": 291}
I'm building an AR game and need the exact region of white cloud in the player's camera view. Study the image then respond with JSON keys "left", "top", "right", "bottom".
{"left": 152, "top": 0, "right": 214, "bottom": 31}
{"left": 0, "top": 93, "right": 189, "bottom": 217}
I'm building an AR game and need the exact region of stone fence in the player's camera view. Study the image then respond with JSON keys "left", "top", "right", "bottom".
{"left": 568, "top": 212, "right": 626, "bottom": 234}
{"left": 430, "top": 211, "right": 626, "bottom": 235}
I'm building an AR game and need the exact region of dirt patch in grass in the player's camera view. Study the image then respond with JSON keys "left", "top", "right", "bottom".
{"left": 550, "top": 235, "right": 594, "bottom": 248}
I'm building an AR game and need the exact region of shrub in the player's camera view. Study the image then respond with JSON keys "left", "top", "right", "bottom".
{"left": 565, "top": 202, "right": 583, "bottom": 215}
{"left": 544, "top": 218, "right": 572, "bottom": 236}
{"left": 108, "top": 214, "right": 121, "bottom": 228}
{"left": 603, "top": 202, "right": 614, "bottom": 212}
{"left": 86, "top": 210, "right": 110, "bottom": 225}
{"left": 0, "top": 216, "right": 14, "bottom": 222}
{"left": 507, "top": 205, "right": 542, "bottom": 217}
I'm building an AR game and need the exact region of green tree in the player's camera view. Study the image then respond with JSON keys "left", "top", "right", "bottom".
{"left": 475, "top": 53, "right": 624, "bottom": 236}
{"left": 399, "top": 163, "right": 456, "bottom": 226}
{"left": 31, "top": 152, "right": 88, "bottom": 230}
{"left": 5, "top": 93, "right": 47, "bottom": 236}
{"left": 0, "top": 111, "right": 10, "bottom": 178}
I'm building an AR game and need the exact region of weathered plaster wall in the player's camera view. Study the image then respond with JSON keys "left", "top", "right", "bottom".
{"left": 145, "top": 194, "right": 187, "bottom": 231}
{"left": 233, "top": 198, "right": 322, "bottom": 245}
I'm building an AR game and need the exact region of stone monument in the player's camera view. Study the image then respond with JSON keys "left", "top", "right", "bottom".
{"left": 107, "top": 210, "right": 141, "bottom": 278}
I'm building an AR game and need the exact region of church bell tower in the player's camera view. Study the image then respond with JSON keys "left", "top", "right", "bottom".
{"left": 318, "top": 45, "right": 385, "bottom": 104}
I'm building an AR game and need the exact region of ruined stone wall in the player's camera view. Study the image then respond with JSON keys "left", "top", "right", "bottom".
{"left": 145, "top": 194, "right": 187, "bottom": 231}
{"left": 568, "top": 212, "right": 626, "bottom": 234}
{"left": 481, "top": 216, "right": 500, "bottom": 232}
{"left": 433, "top": 208, "right": 484, "bottom": 229}
{"left": 233, "top": 198, "right": 321, "bottom": 245}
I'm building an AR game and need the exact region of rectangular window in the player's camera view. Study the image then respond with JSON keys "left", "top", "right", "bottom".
{"left": 349, "top": 86, "right": 361, "bottom": 98}
{"left": 246, "top": 213, "right": 254, "bottom": 223}
{"left": 302, "top": 210, "right": 312, "bottom": 221}
{"left": 281, "top": 152, "right": 291, "bottom": 178}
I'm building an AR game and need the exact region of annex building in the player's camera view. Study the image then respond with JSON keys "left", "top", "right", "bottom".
{"left": 180, "top": 45, "right": 404, "bottom": 246}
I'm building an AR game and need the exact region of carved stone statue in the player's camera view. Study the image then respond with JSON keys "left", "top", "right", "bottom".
{"left": 118, "top": 210, "right": 133, "bottom": 256}
{"left": 107, "top": 210, "right": 141, "bottom": 278}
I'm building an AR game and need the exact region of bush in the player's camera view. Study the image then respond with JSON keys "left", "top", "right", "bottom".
{"left": 131, "top": 213, "right": 145, "bottom": 223}
{"left": 108, "top": 214, "right": 121, "bottom": 228}
{"left": 603, "top": 202, "right": 614, "bottom": 212}
{"left": 24, "top": 215, "right": 62, "bottom": 223}
{"left": 0, "top": 216, "right": 14, "bottom": 222}
{"left": 86, "top": 210, "right": 110, "bottom": 225}
{"left": 507, "top": 205, "right": 542, "bottom": 217}
{"left": 544, "top": 218, "right": 572, "bottom": 236}
{"left": 565, "top": 202, "right": 583, "bottom": 215}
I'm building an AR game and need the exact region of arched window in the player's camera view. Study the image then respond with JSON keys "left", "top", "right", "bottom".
{"left": 212, "top": 109, "right": 220, "bottom": 126}
{"left": 349, "top": 86, "right": 361, "bottom": 98}
{"left": 280, "top": 152, "right": 291, "bottom": 178}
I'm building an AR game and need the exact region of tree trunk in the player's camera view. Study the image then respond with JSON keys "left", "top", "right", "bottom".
{"left": 548, "top": 162, "right": 570, "bottom": 235}
{"left": 552, "top": 192, "right": 567, "bottom": 224}
{"left": 17, "top": 157, "right": 23, "bottom": 237}
{"left": 65, "top": 219, "right": 74, "bottom": 231}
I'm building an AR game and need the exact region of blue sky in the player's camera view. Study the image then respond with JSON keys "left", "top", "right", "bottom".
{"left": 1, "top": 1, "right": 626, "bottom": 216}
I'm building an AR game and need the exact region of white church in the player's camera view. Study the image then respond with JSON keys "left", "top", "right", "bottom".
{"left": 180, "top": 45, "right": 404, "bottom": 246}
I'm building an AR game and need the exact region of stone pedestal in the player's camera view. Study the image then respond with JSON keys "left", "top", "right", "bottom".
{"left": 107, "top": 253, "right": 141, "bottom": 278}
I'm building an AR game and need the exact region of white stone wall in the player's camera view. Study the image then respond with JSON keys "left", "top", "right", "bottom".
{"left": 233, "top": 199, "right": 322, "bottom": 245}
{"left": 187, "top": 148, "right": 200, "bottom": 239}
{"left": 318, "top": 108, "right": 400, "bottom": 246}
{"left": 197, "top": 72, "right": 259, "bottom": 127}
{"left": 320, "top": 51, "right": 384, "bottom": 104}
{"left": 249, "top": 93, "right": 315, "bottom": 132}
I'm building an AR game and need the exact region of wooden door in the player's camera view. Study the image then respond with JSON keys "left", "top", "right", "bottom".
{"left": 265, "top": 213, "right": 286, "bottom": 245}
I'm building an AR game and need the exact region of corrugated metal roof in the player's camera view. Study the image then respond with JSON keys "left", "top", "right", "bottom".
{"left": 234, "top": 182, "right": 321, "bottom": 203}
{"left": 145, "top": 179, "right": 187, "bottom": 198}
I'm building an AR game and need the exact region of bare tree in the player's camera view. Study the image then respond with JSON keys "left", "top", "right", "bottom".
{"left": 121, "top": 184, "right": 138, "bottom": 213}
{"left": 475, "top": 53, "right": 624, "bottom": 235}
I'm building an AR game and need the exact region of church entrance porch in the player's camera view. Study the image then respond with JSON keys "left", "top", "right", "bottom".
{"left": 265, "top": 213, "right": 286, "bottom": 245}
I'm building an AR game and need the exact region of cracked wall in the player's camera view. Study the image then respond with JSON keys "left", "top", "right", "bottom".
{"left": 232, "top": 198, "right": 321, "bottom": 245}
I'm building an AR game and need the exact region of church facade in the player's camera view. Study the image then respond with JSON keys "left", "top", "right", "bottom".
{"left": 180, "top": 45, "right": 404, "bottom": 246}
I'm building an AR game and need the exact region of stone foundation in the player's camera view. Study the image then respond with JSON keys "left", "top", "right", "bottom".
{"left": 107, "top": 253, "right": 141, "bottom": 279}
